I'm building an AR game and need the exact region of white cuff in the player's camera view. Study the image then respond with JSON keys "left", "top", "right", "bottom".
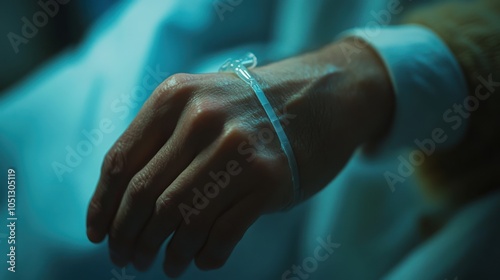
{"left": 340, "top": 25, "right": 468, "bottom": 153}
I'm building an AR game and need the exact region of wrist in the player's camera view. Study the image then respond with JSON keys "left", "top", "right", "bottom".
{"left": 245, "top": 41, "right": 394, "bottom": 197}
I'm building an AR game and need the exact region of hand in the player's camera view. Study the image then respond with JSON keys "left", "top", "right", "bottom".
{"left": 86, "top": 38, "right": 394, "bottom": 277}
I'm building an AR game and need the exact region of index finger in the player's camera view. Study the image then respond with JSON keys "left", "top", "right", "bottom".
{"left": 86, "top": 73, "right": 194, "bottom": 243}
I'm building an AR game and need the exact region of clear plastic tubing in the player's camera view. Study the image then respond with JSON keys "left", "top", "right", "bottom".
{"left": 219, "top": 52, "right": 301, "bottom": 208}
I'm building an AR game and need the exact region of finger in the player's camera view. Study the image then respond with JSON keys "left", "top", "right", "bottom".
{"left": 161, "top": 164, "right": 248, "bottom": 277}
{"left": 107, "top": 128, "right": 195, "bottom": 266}
{"left": 133, "top": 132, "right": 247, "bottom": 272}
{"left": 161, "top": 205, "right": 219, "bottom": 278}
{"left": 194, "top": 194, "right": 262, "bottom": 271}
{"left": 86, "top": 74, "right": 192, "bottom": 243}
{"left": 114, "top": 94, "right": 230, "bottom": 268}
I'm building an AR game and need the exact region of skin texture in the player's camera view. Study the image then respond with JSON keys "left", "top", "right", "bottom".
{"left": 86, "top": 38, "right": 394, "bottom": 278}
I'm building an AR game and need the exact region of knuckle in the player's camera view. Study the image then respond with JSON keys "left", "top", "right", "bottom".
{"left": 217, "top": 125, "right": 249, "bottom": 152}
{"left": 250, "top": 153, "right": 292, "bottom": 206}
{"left": 154, "top": 195, "right": 177, "bottom": 216}
{"left": 164, "top": 73, "right": 194, "bottom": 90}
{"left": 187, "top": 98, "right": 226, "bottom": 131}
{"left": 250, "top": 154, "right": 277, "bottom": 179}
{"left": 152, "top": 73, "right": 194, "bottom": 111}
{"left": 224, "top": 125, "right": 249, "bottom": 143}
{"left": 127, "top": 172, "right": 150, "bottom": 201}
{"left": 158, "top": 73, "right": 194, "bottom": 96}
{"left": 101, "top": 142, "right": 127, "bottom": 183}
{"left": 87, "top": 199, "right": 102, "bottom": 217}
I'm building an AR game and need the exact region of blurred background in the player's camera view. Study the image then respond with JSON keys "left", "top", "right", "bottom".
{"left": 2, "top": 0, "right": 498, "bottom": 279}
{"left": 0, "top": 0, "right": 118, "bottom": 92}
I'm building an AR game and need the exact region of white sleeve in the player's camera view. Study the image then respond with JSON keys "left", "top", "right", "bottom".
{"left": 340, "top": 25, "right": 469, "bottom": 153}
